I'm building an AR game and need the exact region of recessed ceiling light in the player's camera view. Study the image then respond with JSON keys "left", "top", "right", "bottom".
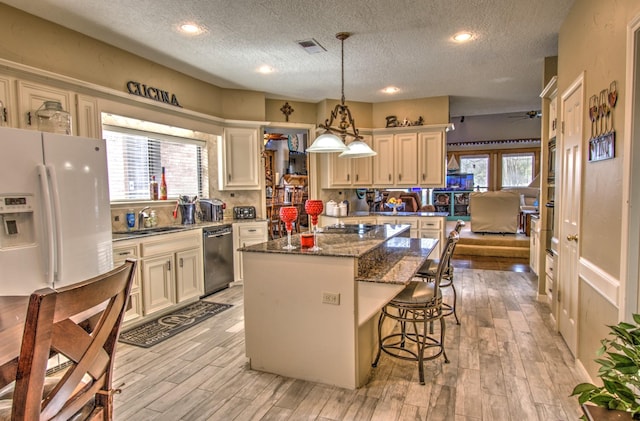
{"left": 382, "top": 86, "right": 400, "bottom": 94}
{"left": 453, "top": 32, "right": 474, "bottom": 42}
{"left": 258, "top": 65, "right": 274, "bottom": 74}
{"left": 178, "top": 22, "right": 205, "bottom": 35}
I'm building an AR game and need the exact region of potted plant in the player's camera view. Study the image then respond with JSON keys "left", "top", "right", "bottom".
{"left": 572, "top": 314, "right": 640, "bottom": 419}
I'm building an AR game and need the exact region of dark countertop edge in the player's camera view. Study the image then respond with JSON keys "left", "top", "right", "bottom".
{"left": 112, "top": 219, "right": 266, "bottom": 241}
{"left": 326, "top": 211, "right": 448, "bottom": 218}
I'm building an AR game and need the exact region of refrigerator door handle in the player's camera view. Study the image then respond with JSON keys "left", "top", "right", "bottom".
{"left": 46, "top": 164, "right": 64, "bottom": 285}
{"left": 37, "top": 164, "right": 55, "bottom": 286}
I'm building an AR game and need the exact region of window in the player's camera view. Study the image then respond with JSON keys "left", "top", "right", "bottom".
{"left": 501, "top": 153, "right": 534, "bottom": 188}
{"left": 104, "top": 125, "right": 209, "bottom": 201}
{"left": 460, "top": 155, "right": 489, "bottom": 190}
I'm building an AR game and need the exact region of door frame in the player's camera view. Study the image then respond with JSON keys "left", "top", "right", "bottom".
{"left": 558, "top": 72, "right": 585, "bottom": 356}
{"left": 621, "top": 14, "right": 640, "bottom": 321}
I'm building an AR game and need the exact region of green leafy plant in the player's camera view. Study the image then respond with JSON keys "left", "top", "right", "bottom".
{"left": 571, "top": 314, "right": 640, "bottom": 418}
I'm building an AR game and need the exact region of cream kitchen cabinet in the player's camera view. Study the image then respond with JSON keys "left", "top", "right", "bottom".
{"left": 139, "top": 229, "right": 203, "bottom": 316}
{"left": 233, "top": 221, "right": 268, "bottom": 282}
{"left": 0, "top": 76, "right": 13, "bottom": 127}
{"left": 16, "top": 80, "right": 73, "bottom": 131}
{"left": 418, "top": 131, "right": 445, "bottom": 187}
{"left": 76, "top": 94, "right": 100, "bottom": 139}
{"left": 112, "top": 241, "right": 143, "bottom": 324}
{"left": 394, "top": 132, "right": 419, "bottom": 186}
{"left": 372, "top": 127, "right": 448, "bottom": 188}
{"left": 372, "top": 133, "right": 395, "bottom": 186}
{"left": 324, "top": 135, "right": 373, "bottom": 188}
{"left": 218, "top": 127, "right": 261, "bottom": 190}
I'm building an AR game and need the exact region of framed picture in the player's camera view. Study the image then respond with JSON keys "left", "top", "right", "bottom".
{"left": 588, "top": 132, "right": 615, "bottom": 162}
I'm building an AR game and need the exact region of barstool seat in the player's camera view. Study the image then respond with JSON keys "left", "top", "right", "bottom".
{"left": 372, "top": 231, "right": 459, "bottom": 385}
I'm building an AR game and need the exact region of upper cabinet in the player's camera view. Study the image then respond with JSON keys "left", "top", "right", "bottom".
{"left": 0, "top": 76, "right": 13, "bottom": 127}
{"left": 323, "top": 134, "right": 374, "bottom": 188}
{"left": 16, "top": 80, "right": 72, "bottom": 131}
{"left": 418, "top": 130, "right": 445, "bottom": 186}
{"left": 218, "top": 127, "right": 261, "bottom": 190}
{"left": 371, "top": 126, "right": 448, "bottom": 189}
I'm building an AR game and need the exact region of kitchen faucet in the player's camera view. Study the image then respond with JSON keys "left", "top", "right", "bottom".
{"left": 138, "top": 206, "right": 151, "bottom": 230}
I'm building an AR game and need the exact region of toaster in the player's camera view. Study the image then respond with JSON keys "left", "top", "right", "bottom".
{"left": 233, "top": 206, "right": 256, "bottom": 220}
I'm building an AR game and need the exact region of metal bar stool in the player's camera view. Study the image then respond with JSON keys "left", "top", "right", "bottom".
{"left": 372, "top": 231, "right": 459, "bottom": 385}
{"left": 414, "top": 220, "right": 465, "bottom": 324}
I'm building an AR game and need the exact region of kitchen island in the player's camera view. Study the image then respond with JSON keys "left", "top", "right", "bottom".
{"left": 240, "top": 224, "right": 438, "bottom": 389}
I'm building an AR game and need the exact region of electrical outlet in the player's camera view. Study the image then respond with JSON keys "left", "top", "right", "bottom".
{"left": 322, "top": 292, "right": 340, "bottom": 305}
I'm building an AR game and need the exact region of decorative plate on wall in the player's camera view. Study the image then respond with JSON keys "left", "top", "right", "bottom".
{"left": 287, "top": 134, "right": 299, "bottom": 152}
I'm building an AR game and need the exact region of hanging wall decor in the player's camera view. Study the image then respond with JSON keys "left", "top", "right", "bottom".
{"left": 588, "top": 80, "right": 617, "bottom": 162}
{"left": 280, "top": 102, "right": 294, "bottom": 122}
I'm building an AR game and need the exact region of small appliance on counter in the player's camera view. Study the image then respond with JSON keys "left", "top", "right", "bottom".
{"left": 199, "top": 198, "right": 225, "bottom": 222}
{"left": 233, "top": 206, "right": 256, "bottom": 220}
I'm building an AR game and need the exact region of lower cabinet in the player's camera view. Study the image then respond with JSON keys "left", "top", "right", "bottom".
{"left": 530, "top": 218, "right": 541, "bottom": 276}
{"left": 115, "top": 229, "right": 204, "bottom": 320}
{"left": 233, "top": 221, "right": 268, "bottom": 282}
{"left": 112, "top": 241, "right": 143, "bottom": 324}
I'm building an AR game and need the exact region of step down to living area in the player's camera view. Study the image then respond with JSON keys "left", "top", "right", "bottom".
{"left": 453, "top": 233, "right": 530, "bottom": 258}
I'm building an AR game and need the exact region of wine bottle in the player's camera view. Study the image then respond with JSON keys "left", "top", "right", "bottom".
{"left": 149, "top": 175, "right": 159, "bottom": 200}
{"left": 160, "top": 167, "right": 168, "bottom": 200}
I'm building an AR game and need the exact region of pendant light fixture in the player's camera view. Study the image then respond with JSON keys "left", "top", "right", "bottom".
{"left": 307, "top": 32, "right": 376, "bottom": 158}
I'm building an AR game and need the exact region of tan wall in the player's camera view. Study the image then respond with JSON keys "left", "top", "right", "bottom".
{"left": 559, "top": 0, "right": 640, "bottom": 379}
{"left": 372, "top": 96, "right": 450, "bottom": 128}
{"left": 265, "top": 99, "right": 317, "bottom": 124}
{"left": 221, "top": 89, "right": 266, "bottom": 121}
{"left": 559, "top": 0, "right": 640, "bottom": 278}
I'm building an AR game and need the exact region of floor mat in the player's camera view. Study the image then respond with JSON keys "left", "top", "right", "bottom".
{"left": 118, "top": 301, "right": 232, "bottom": 348}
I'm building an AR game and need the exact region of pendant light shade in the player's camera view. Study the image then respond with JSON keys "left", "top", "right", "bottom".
{"left": 306, "top": 32, "right": 375, "bottom": 158}
{"left": 338, "top": 140, "right": 377, "bottom": 158}
{"left": 306, "top": 131, "right": 348, "bottom": 153}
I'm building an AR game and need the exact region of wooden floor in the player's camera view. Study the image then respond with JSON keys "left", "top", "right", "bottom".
{"left": 113, "top": 266, "right": 587, "bottom": 421}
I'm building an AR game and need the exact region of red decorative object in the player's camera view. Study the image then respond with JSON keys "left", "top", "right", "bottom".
{"left": 279, "top": 206, "right": 298, "bottom": 250}
{"left": 304, "top": 200, "right": 324, "bottom": 227}
{"left": 279, "top": 206, "right": 298, "bottom": 232}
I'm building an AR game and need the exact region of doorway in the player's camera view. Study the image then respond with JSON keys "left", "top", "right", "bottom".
{"left": 558, "top": 73, "right": 584, "bottom": 356}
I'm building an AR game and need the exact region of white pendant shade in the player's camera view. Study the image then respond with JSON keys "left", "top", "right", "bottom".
{"left": 338, "top": 140, "right": 377, "bottom": 158}
{"left": 306, "top": 132, "right": 348, "bottom": 153}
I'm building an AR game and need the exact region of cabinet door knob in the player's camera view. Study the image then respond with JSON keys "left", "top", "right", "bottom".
{"left": 566, "top": 234, "right": 578, "bottom": 242}
{"left": 388, "top": 174, "right": 391, "bottom": 181}
{"left": 179, "top": 258, "right": 184, "bottom": 268}
{"left": 167, "top": 260, "right": 171, "bottom": 271}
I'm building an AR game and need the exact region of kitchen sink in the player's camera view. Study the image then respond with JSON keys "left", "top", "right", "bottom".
{"left": 113, "top": 226, "right": 186, "bottom": 236}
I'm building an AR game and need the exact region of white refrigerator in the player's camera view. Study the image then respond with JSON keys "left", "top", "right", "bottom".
{"left": 0, "top": 126, "right": 113, "bottom": 295}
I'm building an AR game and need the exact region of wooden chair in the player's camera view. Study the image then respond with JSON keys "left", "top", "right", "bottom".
{"left": 0, "top": 259, "right": 136, "bottom": 421}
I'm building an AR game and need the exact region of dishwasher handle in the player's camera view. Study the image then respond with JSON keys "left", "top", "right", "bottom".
{"left": 204, "top": 229, "right": 232, "bottom": 239}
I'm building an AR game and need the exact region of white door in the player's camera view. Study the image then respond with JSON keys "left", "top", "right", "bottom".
{"left": 558, "top": 75, "right": 584, "bottom": 355}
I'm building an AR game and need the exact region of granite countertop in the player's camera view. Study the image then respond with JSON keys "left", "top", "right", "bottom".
{"left": 328, "top": 211, "right": 449, "bottom": 218}
{"left": 240, "top": 224, "right": 411, "bottom": 258}
{"left": 112, "top": 219, "right": 266, "bottom": 241}
{"left": 355, "top": 236, "right": 439, "bottom": 284}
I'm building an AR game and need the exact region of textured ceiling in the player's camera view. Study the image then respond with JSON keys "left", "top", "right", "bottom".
{"left": 3, "top": 0, "right": 575, "bottom": 117}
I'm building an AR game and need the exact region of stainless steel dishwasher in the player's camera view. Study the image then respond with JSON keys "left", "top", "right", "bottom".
{"left": 202, "top": 224, "right": 234, "bottom": 296}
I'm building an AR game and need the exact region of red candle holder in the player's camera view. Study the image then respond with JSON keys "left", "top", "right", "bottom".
{"left": 279, "top": 206, "right": 298, "bottom": 250}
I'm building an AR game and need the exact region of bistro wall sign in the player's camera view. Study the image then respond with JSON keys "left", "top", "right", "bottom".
{"left": 126, "top": 81, "right": 182, "bottom": 108}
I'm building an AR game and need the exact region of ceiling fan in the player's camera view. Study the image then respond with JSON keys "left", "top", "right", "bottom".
{"left": 509, "top": 110, "right": 542, "bottom": 119}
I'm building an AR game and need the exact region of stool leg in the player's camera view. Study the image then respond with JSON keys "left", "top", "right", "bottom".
{"left": 418, "top": 316, "right": 427, "bottom": 385}
{"left": 440, "top": 315, "right": 450, "bottom": 364}
{"left": 372, "top": 309, "right": 386, "bottom": 367}
{"left": 451, "top": 283, "right": 460, "bottom": 325}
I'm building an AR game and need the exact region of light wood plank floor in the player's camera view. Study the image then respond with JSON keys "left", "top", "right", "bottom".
{"left": 113, "top": 269, "right": 588, "bottom": 420}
